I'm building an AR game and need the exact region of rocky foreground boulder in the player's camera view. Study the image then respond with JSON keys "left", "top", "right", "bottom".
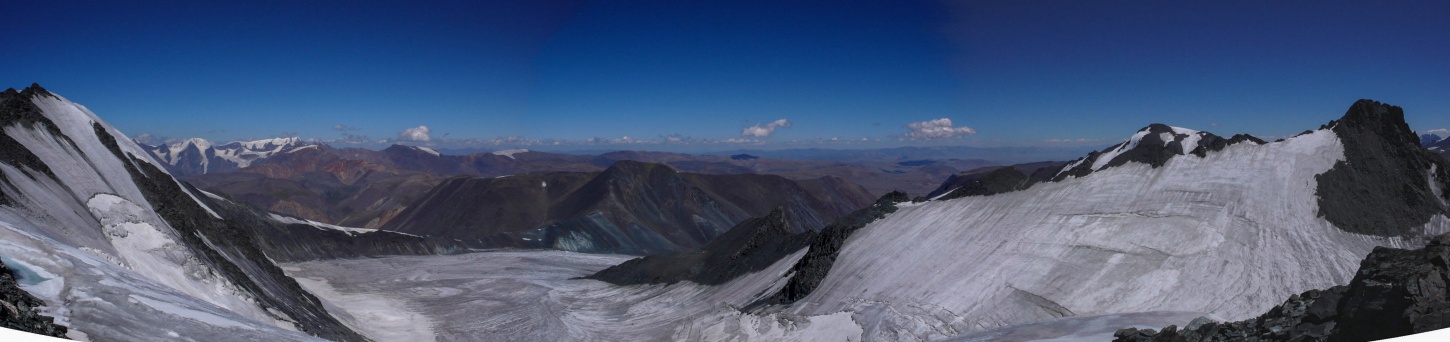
{"left": 1115, "top": 232, "right": 1450, "bottom": 341}
{"left": 1, "top": 258, "right": 67, "bottom": 338}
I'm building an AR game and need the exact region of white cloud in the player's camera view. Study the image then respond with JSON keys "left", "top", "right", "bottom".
{"left": 133, "top": 133, "right": 156, "bottom": 145}
{"left": 741, "top": 119, "right": 792, "bottom": 137}
{"left": 1426, "top": 128, "right": 1450, "bottom": 135}
{"left": 398, "top": 125, "right": 431, "bottom": 142}
{"left": 903, "top": 118, "right": 976, "bottom": 140}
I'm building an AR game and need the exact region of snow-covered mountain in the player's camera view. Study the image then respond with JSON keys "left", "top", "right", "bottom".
{"left": 139, "top": 136, "right": 313, "bottom": 176}
{"left": 755, "top": 100, "right": 1450, "bottom": 339}
{"left": 0, "top": 84, "right": 391, "bottom": 340}
{"left": 589, "top": 99, "right": 1450, "bottom": 340}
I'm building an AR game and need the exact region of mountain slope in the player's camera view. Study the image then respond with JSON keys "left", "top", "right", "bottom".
{"left": 0, "top": 84, "right": 368, "bottom": 341}
{"left": 381, "top": 160, "right": 875, "bottom": 254}
{"left": 588, "top": 99, "right": 1446, "bottom": 340}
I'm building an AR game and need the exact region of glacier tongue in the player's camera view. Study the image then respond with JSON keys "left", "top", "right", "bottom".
{"left": 776, "top": 128, "right": 1450, "bottom": 339}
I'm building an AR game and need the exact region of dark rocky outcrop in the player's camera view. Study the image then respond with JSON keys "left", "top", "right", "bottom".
{"left": 748, "top": 191, "right": 910, "bottom": 308}
{"left": 1114, "top": 233, "right": 1450, "bottom": 342}
{"left": 925, "top": 161, "right": 1067, "bottom": 201}
{"left": 1052, "top": 124, "right": 1262, "bottom": 181}
{"left": 1315, "top": 100, "right": 1450, "bottom": 237}
{"left": 1, "top": 257, "right": 68, "bottom": 338}
{"left": 585, "top": 207, "right": 811, "bottom": 285}
{"left": 201, "top": 191, "right": 470, "bottom": 263}
{"left": 0, "top": 85, "right": 69, "bottom": 206}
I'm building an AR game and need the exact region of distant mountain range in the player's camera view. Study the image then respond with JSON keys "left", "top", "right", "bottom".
{"left": 380, "top": 160, "right": 874, "bottom": 254}
{"left": 139, "top": 137, "right": 313, "bottom": 176}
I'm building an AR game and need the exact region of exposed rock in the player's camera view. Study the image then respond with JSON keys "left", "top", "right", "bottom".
{"left": 0, "top": 257, "right": 67, "bottom": 338}
{"left": 1316, "top": 100, "right": 1450, "bottom": 237}
{"left": 749, "top": 191, "right": 910, "bottom": 308}
{"left": 924, "top": 161, "right": 1066, "bottom": 201}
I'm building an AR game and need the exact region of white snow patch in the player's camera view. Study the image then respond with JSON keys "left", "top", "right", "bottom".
{"left": 1090, "top": 129, "right": 1149, "bottom": 170}
{"left": 412, "top": 146, "right": 440, "bottom": 156}
{"left": 1171, "top": 126, "right": 1203, "bottom": 152}
{"left": 285, "top": 145, "right": 317, "bottom": 153}
{"left": 269, "top": 213, "right": 375, "bottom": 235}
{"left": 491, "top": 149, "right": 528, "bottom": 159}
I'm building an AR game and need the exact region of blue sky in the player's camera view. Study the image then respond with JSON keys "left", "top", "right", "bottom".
{"left": 4, "top": 1, "right": 1448, "bottom": 151}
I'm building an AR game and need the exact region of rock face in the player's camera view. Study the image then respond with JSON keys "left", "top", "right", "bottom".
{"left": 752, "top": 191, "right": 909, "bottom": 306}
{"left": 0, "top": 258, "right": 67, "bottom": 338}
{"left": 1114, "top": 233, "right": 1450, "bottom": 342}
{"left": 925, "top": 161, "right": 1066, "bottom": 201}
{"left": 381, "top": 160, "right": 875, "bottom": 254}
{"left": 1316, "top": 100, "right": 1450, "bottom": 237}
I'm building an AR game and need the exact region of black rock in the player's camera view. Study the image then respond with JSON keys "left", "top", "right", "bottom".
{"left": 1315, "top": 100, "right": 1450, "bottom": 237}
{"left": 0, "top": 258, "right": 68, "bottom": 338}
{"left": 925, "top": 161, "right": 1067, "bottom": 200}
{"left": 748, "top": 191, "right": 910, "bottom": 308}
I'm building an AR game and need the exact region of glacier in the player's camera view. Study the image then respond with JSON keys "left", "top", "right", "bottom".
{"left": 757, "top": 128, "right": 1450, "bottom": 340}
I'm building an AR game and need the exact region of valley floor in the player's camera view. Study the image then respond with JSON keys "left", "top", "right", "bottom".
{"left": 282, "top": 250, "right": 824, "bottom": 341}
{"left": 280, "top": 250, "right": 1209, "bottom": 342}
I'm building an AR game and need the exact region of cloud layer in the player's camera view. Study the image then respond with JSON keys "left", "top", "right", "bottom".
{"left": 398, "top": 125, "right": 432, "bottom": 142}
{"left": 1427, "top": 128, "right": 1450, "bottom": 135}
{"left": 903, "top": 118, "right": 975, "bottom": 140}
{"left": 741, "top": 119, "right": 792, "bottom": 137}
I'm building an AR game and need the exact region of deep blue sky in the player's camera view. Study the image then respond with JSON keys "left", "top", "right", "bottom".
{"left": 4, "top": 1, "right": 1448, "bottom": 151}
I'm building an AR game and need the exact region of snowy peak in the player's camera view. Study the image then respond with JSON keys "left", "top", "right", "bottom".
{"left": 141, "top": 136, "right": 313, "bottom": 175}
{"left": 1053, "top": 123, "right": 1264, "bottom": 180}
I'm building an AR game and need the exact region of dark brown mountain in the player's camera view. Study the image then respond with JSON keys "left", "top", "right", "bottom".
{"left": 379, "top": 160, "right": 875, "bottom": 254}
{"left": 182, "top": 145, "right": 604, "bottom": 227}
